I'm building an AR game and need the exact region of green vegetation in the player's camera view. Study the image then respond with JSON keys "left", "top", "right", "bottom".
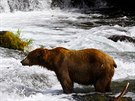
{"left": 0, "top": 30, "right": 32, "bottom": 51}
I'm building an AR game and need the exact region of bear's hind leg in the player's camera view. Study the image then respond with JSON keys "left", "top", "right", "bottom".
{"left": 94, "top": 77, "right": 110, "bottom": 93}
{"left": 105, "top": 80, "right": 112, "bottom": 92}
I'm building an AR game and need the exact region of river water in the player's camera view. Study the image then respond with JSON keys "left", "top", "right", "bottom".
{"left": 0, "top": 0, "right": 135, "bottom": 101}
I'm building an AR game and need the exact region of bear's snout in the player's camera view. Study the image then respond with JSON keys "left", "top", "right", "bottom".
{"left": 21, "top": 58, "right": 30, "bottom": 66}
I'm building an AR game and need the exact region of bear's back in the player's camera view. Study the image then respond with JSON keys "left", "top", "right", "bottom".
{"left": 52, "top": 47, "right": 116, "bottom": 69}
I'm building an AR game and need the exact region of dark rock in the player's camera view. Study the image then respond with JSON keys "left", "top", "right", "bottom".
{"left": 111, "top": 80, "right": 135, "bottom": 94}
{"left": 108, "top": 35, "right": 135, "bottom": 43}
{"left": 72, "top": 79, "right": 135, "bottom": 101}
{"left": 51, "top": 0, "right": 135, "bottom": 15}
{"left": 73, "top": 93, "right": 132, "bottom": 101}
{"left": 106, "top": 0, "right": 135, "bottom": 11}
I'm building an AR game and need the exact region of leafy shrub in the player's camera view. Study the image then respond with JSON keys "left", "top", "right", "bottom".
{"left": 0, "top": 30, "right": 32, "bottom": 51}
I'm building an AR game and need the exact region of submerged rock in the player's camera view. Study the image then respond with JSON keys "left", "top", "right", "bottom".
{"left": 108, "top": 35, "right": 135, "bottom": 43}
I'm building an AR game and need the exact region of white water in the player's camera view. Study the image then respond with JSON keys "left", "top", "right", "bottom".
{"left": 0, "top": 0, "right": 135, "bottom": 101}
{"left": 0, "top": 0, "right": 52, "bottom": 12}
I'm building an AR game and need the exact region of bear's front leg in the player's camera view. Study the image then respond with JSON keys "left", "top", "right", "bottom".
{"left": 56, "top": 72, "right": 73, "bottom": 94}
{"left": 61, "top": 79, "right": 73, "bottom": 94}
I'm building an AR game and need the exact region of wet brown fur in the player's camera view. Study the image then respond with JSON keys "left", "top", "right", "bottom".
{"left": 21, "top": 47, "right": 117, "bottom": 94}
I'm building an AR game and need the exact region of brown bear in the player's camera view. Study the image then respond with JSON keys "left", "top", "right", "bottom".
{"left": 21, "top": 47, "right": 117, "bottom": 94}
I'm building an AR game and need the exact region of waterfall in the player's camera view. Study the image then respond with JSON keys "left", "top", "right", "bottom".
{"left": 0, "top": 0, "right": 109, "bottom": 13}
{"left": 0, "top": 0, "right": 52, "bottom": 13}
{"left": 0, "top": 0, "right": 10, "bottom": 12}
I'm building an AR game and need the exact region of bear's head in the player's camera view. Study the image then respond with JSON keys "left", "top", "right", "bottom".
{"left": 21, "top": 48, "right": 47, "bottom": 66}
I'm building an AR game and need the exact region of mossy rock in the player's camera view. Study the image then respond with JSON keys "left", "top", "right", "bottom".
{"left": 0, "top": 31, "right": 32, "bottom": 51}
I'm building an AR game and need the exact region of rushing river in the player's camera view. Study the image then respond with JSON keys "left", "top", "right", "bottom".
{"left": 0, "top": 0, "right": 135, "bottom": 101}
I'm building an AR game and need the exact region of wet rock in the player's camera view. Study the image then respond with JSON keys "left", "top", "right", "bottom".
{"left": 72, "top": 79, "right": 135, "bottom": 101}
{"left": 73, "top": 93, "right": 132, "bottom": 101}
{"left": 111, "top": 80, "right": 135, "bottom": 94}
{"left": 51, "top": 0, "right": 135, "bottom": 15}
{"left": 108, "top": 35, "right": 135, "bottom": 43}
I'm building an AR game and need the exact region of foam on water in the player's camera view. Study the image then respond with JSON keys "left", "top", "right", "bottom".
{"left": 1, "top": 10, "right": 135, "bottom": 51}
{"left": 113, "top": 59, "right": 135, "bottom": 80}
